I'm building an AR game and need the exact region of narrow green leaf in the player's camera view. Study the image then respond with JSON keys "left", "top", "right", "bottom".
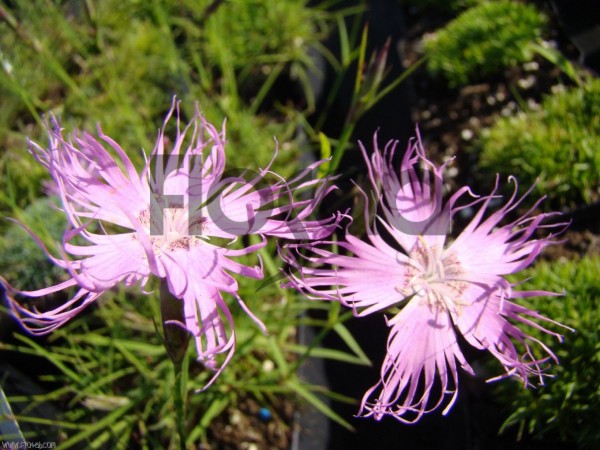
{"left": 58, "top": 401, "right": 135, "bottom": 449}
{"left": 317, "top": 132, "right": 332, "bottom": 178}
{"left": 371, "top": 55, "right": 427, "bottom": 107}
{"left": 531, "top": 42, "right": 582, "bottom": 87}
{"left": 114, "top": 341, "right": 155, "bottom": 380}
{"left": 268, "top": 335, "right": 289, "bottom": 376}
{"left": 354, "top": 24, "right": 369, "bottom": 96}
{"left": 337, "top": 15, "right": 350, "bottom": 66}
{"left": 14, "top": 334, "right": 82, "bottom": 384}
{"left": 285, "top": 343, "right": 371, "bottom": 366}
{"left": 71, "top": 335, "right": 164, "bottom": 356}
{"left": 286, "top": 380, "right": 354, "bottom": 431}
{"left": 250, "top": 62, "right": 285, "bottom": 115}
{"left": 333, "top": 322, "right": 371, "bottom": 366}
{"left": 68, "top": 367, "right": 135, "bottom": 408}
{"left": 87, "top": 418, "right": 133, "bottom": 448}
{"left": 255, "top": 270, "right": 287, "bottom": 292}
{"left": 199, "top": 396, "right": 229, "bottom": 430}
{"left": 11, "top": 415, "right": 84, "bottom": 430}
{"left": 0, "top": 384, "right": 25, "bottom": 443}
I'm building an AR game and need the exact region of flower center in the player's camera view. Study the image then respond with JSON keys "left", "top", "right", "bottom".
{"left": 136, "top": 206, "right": 207, "bottom": 252}
{"left": 400, "top": 236, "right": 467, "bottom": 313}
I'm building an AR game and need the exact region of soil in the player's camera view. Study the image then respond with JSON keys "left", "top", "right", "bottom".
{"left": 203, "top": 397, "right": 295, "bottom": 450}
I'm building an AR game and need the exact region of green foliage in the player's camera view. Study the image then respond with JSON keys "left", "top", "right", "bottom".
{"left": 497, "top": 256, "right": 600, "bottom": 449}
{"left": 0, "top": 1, "right": 378, "bottom": 445}
{"left": 0, "top": 197, "right": 67, "bottom": 292}
{"left": 400, "top": 0, "right": 485, "bottom": 13}
{"left": 0, "top": 0, "right": 329, "bottom": 176}
{"left": 477, "top": 79, "right": 600, "bottom": 206}
{"left": 1, "top": 255, "right": 364, "bottom": 446}
{"left": 0, "top": 148, "right": 49, "bottom": 214}
{"left": 424, "top": 0, "right": 547, "bottom": 86}
{"left": 199, "top": 0, "right": 324, "bottom": 70}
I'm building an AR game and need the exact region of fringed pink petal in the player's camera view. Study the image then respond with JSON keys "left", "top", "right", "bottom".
{"left": 182, "top": 283, "right": 236, "bottom": 390}
{"left": 360, "top": 130, "right": 455, "bottom": 252}
{"left": 282, "top": 236, "right": 411, "bottom": 317}
{"left": 359, "top": 301, "right": 472, "bottom": 423}
{"left": 2, "top": 275, "right": 103, "bottom": 336}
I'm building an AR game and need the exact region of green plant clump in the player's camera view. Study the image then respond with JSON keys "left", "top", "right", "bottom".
{"left": 0, "top": 197, "right": 67, "bottom": 292}
{"left": 497, "top": 256, "right": 600, "bottom": 449}
{"left": 0, "top": 0, "right": 329, "bottom": 183}
{"left": 424, "top": 0, "right": 547, "bottom": 86}
{"left": 0, "top": 251, "right": 366, "bottom": 447}
{"left": 477, "top": 79, "right": 600, "bottom": 206}
{"left": 400, "top": 0, "right": 484, "bottom": 13}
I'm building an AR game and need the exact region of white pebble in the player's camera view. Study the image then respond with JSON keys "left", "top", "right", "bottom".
{"left": 230, "top": 410, "right": 242, "bottom": 425}
{"left": 517, "top": 75, "right": 536, "bottom": 90}
{"left": 262, "top": 359, "right": 275, "bottom": 373}
{"left": 523, "top": 61, "right": 539, "bottom": 72}
{"left": 461, "top": 129, "right": 474, "bottom": 141}
{"left": 446, "top": 166, "right": 459, "bottom": 178}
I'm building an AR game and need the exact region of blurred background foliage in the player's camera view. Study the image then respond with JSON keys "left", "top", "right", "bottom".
{"left": 498, "top": 256, "right": 600, "bottom": 450}
{"left": 423, "top": 0, "right": 547, "bottom": 86}
{"left": 478, "top": 78, "right": 600, "bottom": 207}
{"left": 0, "top": 0, "right": 333, "bottom": 216}
{"left": 418, "top": 0, "right": 599, "bottom": 209}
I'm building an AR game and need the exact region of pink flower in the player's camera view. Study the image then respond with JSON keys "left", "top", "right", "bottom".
{"left": 285, "top": 131, "right": 569, "bottom": 423}
{"left": 4, "top": 99, "right": 339, "bottom": 387}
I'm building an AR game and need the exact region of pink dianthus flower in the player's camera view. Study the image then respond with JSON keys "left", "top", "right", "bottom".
{"left": 3, "top": 99, "right": 339, "bottom": 386}
{"left": 285, "top": 130, "right": 569, "bottom": 423}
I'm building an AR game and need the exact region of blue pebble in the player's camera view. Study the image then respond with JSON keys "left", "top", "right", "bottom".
{"left": 258, "top": 407, "right": 272, "bottom": 421}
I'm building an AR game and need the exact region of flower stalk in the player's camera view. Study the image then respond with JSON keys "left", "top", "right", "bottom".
{"left": 160, "top": 278, "right": 189, "bottom": 448}
{"left": 160, "top": 278, "right": 190, "bottom": 367}
{"left": 174, "top": 366, "right": 187, "bottom": 450}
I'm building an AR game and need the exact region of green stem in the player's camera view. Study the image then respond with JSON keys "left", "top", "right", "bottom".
{"left": 327, "top": 56, "right": 427, "bottom": 176}
{"left": 370, "top": 55, "right": 427, "bottom": 107}
{"left": 174, "top": 363, "right": 187, "bottom": 450}
{"left": 159, "top": 279, "right": 189, "bottom": 448}
{"left": 329, "top": 121, "right": 356, "bottom": 175}
{"left": 160, "top": 279, "right": 190, "bottom": 366}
